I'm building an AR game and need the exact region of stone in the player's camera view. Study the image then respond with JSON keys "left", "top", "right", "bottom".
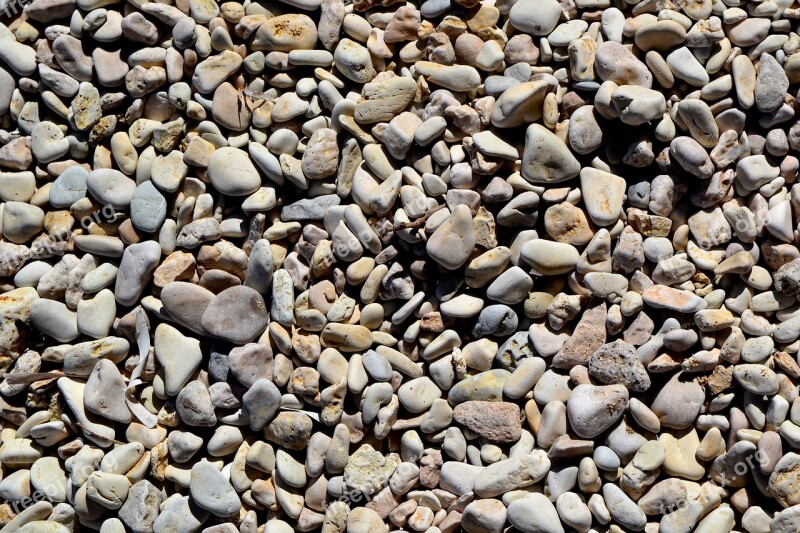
{"left": 130, "top": 181, "right": 167, "bottom": 233}
{"left": 473, "top": 451, "right": 551, "bottom": 497}
{"left": 650, "top": 373, "right": 705, "bottom": 429}
{"left": 160, "top": 282, "right": 213, "bottom": 334}
{"left": 155, "top": 323, "right": 203, "bottom": 396}
{"left": 580, "top": 167, "right": 626, "bottom": 226}
{"left": 520, "top": 240, "right": 580, "bottom": 276}
{"left": 115, "top": 241, "right": 162, "bottom": 307}
{"left": 343, "top": 444, "right": 401, "bottom": 496}
{"left": 84, "top": 359, "right": 132, "bottom": 423}
{"left": 588, "top": 340, "right": 651, "bottom": 392}
{"left": 254, "top": 14, "right": 318, "bottom": 51}
{"left": 595, "top": 41, "right": 652, "bottom": 87}
{"left": 522, "top": 124, "right": 581, "bottom": 184}
{"left": 176, "top": 380, "right": 216, "bottom": 427}
{"left": 567, "top": 384, "right": 628, "bottom": 438}
{"left": 119, "top": 480, "right": 163, "bottom": 533}
{"left": 201, "top": 286, "right": 270, "bottom": 344}
{"left": 190, "top": 461, "right": 241, "bottom": 517}
{"left": 507, "top": 493, "right": 564, "bottom": 533}
{"left": 452, "top": 401, "right": 521, "bottom": 443}
{"left": 207, "top": 147, "right": 262, "bottom": 196}
{"left": 30, "top": 299, "right": 78, "bottom": 342}
{"left": 426, "top": 205, "right": 475, "bottom": 270}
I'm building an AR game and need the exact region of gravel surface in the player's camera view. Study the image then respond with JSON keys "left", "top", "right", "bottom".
{"left": 1, "top": 0, "right": 800, "bottom": 531}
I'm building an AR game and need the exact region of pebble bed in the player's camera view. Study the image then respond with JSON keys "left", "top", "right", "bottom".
{"left": 3, "top": 0, "right": 800, "bottom": 531}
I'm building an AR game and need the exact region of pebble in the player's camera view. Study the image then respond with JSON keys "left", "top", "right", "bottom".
{"left": 520, "top": 240, "right": 580, "bottom": 276}
{"left": 651, "top": 372, "right": 706, "bottom": 429}
{"left": 115, "top": 241, "right": 162, "bottom": 307}
{"left": 189, "top": 461, "right": 241, "bottom": 517}
{"left": 452, "top": 401, "right": 521, "bottom": 443}
{"left": 473, "top": 451, "right": 550, "bottom": 497}
{"left": 155, "top": 323, "right": 203, "bottom": 396}
{"left": 567, "top": 384, "right": 629, "bottom": 438}
{"left": 207, "top": 147, "right": 262, "bottom": 197}
{"left": 756, "top": 53, "right": 789, "bottom": 113}
{"left": 521, "top": 124, "right": 580, "bottom": 184}
{"left": 580, "top": 168, "right": 626, "bottom": 226}
{"left": 176, "top": 380, "right": 217, "bottom": 427}
{"left": 426, "top": 204, "right": 475, "bottom": 270}
{"left": 595, "top": 41, "right": 652, "bottom": 87}
{"left": 509, "top": 0, "right": 561, "bottom": 36}
{"left": 30, "top": 299, "right": 78, "bottom": 342}
{"left": 160, "top": 281, "right": 213, "bottom": 334}
{"left": 84, "top": 358, "right": 132, "bottom": 423}
{"left": 588, "top": 340, "right": 651, "bottom": 392}
{"left": 201, "top": 286, "right": 270, "bottom": 344}
{"left": 130, "top": 180, "right": 167, "bottom": 233}
{"left": 603, "top": 483, "right": 647, "bottom": 530}
{"left": 462, "top": 499, "right": 507, "bottom": 533}
{"left": 507, "top": 493, "right": 564, "bottom": 533}
{"left": 86, "top": 169, "right": 137, "bottom": 209}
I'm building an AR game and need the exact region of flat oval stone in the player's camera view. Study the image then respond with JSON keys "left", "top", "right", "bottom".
{"left": 201, "top": 285, "right": 270, "bottom": 344}
{"left": 650, "top": 372, "right": 705, "bottom": 429}
{"left": 567, "top": 384, "right": 628, "bottom": 438}
{"left": 130, "top": 181, "right": 167, "bottom": 233}
{"left": 520, "top": 240, "right": 580, "bottom": 276}
{"left": 30, "top": 299, "right": 79, "bottom": 342}
{"left": 160, "top": 281, "right": 214, "bottom": 335}
{"left": 50, "top": 167, "right": 89, "bottom": 208}
{"left": 448, "top": 369, "right": 510, "bottom": 405}
{"left": 507, "top": 493, "right": 564, "bottom": 533}
{"left": 473, "top": 451, "right": 550, "bottom": 497}
{"left": 207, "top": 147, "right": 262, "bottom": 196}
{"left": 115, "top": 241, "right": 162, "bottom": 307}
{"left": 86, "top": 168, "right": 137, "bottom": 209}
{"left": 253, "top": 14, "right": 318, "bottom": 52}
{"left": 603, "top": 483, "right": 646, "bottom": 530}
{"left": 462, "top": 499, "right": 508, "bottom": 533}
{"left": 398, "top": 377, "right": 442, "bottom": 413}
{"left": 509, "top": 0, "right": 561, "bottom": 36}
{"left": 643, "top": 284, "right": 708, "bottom": 313}
{"left": 733, "top": 364, "right": 780, "bottom": 395}
{"left": 634, "top": 20, "right": 686, "bottom": 51}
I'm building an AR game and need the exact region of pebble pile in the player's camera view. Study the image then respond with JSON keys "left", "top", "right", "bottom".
{"left": 4, "top": 0, "right": 800, "bottom": 531}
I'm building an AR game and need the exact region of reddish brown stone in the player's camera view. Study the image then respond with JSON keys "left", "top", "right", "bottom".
{"left": 552, "top": 302, "right": 606, "bottom": 369}
{"left": 419, "top": 449, "right": 442, "bottom": 488}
